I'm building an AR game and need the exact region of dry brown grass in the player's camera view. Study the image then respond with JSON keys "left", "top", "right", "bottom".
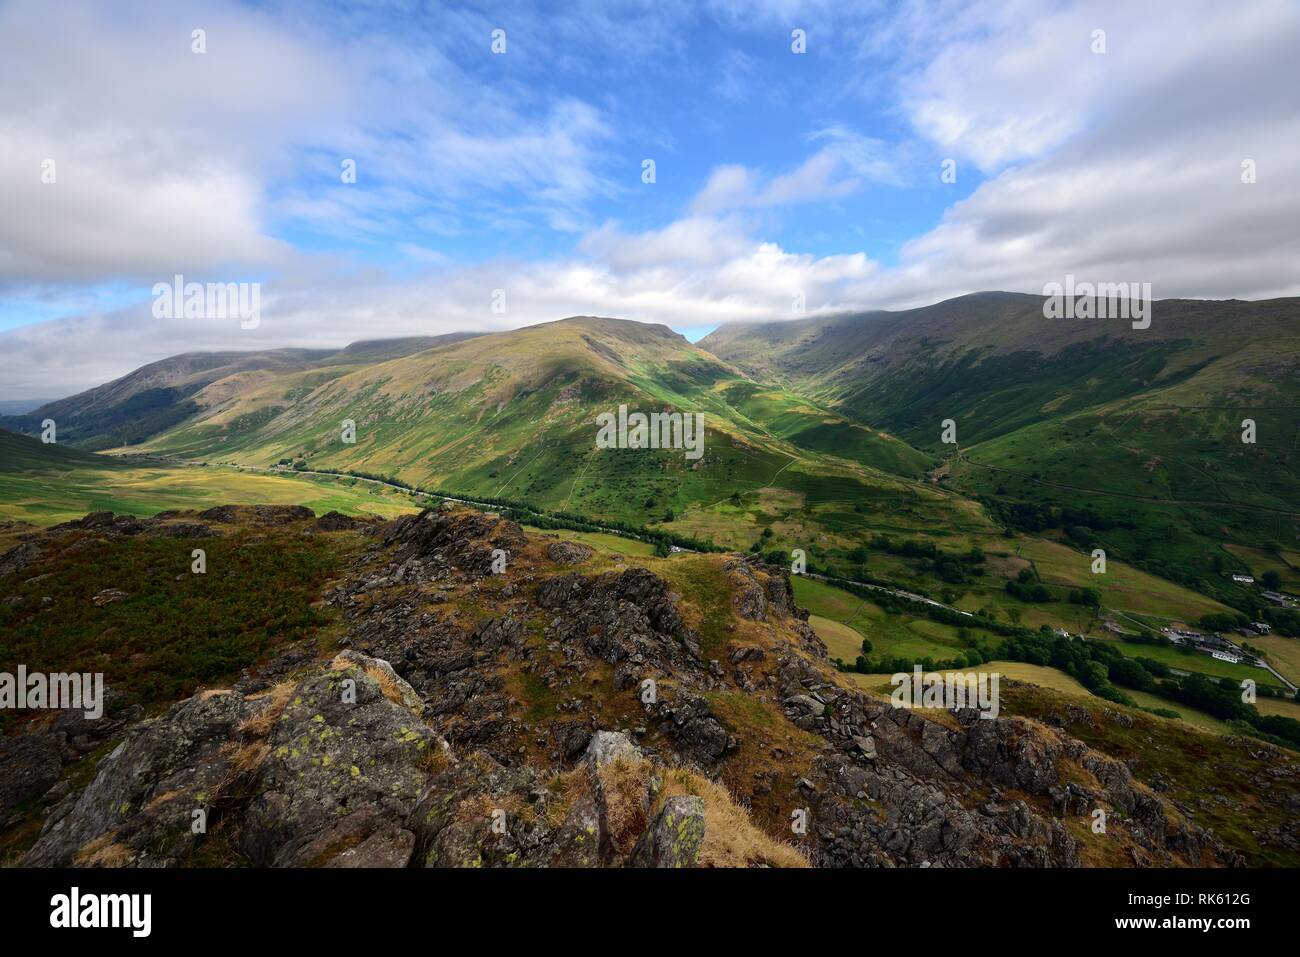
{"left": 143, "top": 789, "right": 183, "bottom": 811}
{"left": 219, "top": 680, "right": 296, "bottom": 781}
{"left": 424, "top": 739, "right": 452, "bottom": 776}
{"left": 237, "top": 680, "right": 295, "bottom": 738}
{"left": 73, "top": 832, "right": 134, "bottom": 868}
{"left": 597, "top": 756, "right": 653, "bottom": 856}
{"left": 543, "top": 766, "right": 591, "bottom": 827}
{"left": 328, "top": 655, "right": 409, "bottom": 709}
{"left": 365, "top": 665, "right": 405, "bottom": 707}
{"left": 454, "top": 791, "right": 524, "bottom": 828}
{"left": 661, "top": 768, "right": 808, "bottom": 868}
{"left": 226, "top": 740, "right": 270, "bottom": 777}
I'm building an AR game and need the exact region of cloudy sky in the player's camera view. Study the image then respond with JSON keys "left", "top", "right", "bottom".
{"left": 1, "top": 0, "right": 1298, "bottom": 398}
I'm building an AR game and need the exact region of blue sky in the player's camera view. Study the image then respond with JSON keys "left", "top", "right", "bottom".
{"left": 1, "top": 0, "right": 1298, "bottom": 397}
{"left": 248, "top": 1, "right": 977, "bottom": 275}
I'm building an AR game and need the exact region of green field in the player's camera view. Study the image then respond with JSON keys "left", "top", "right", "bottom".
{"left": 807, "top": 614, "right": 865, "bottom": 661}
{"left": 844, "top": 660, "right": 1092, "bottom": 697}
{"left": 795, "top": 576, "right": 996, "bottom": 664}
{"left": 1100, "top": 637, "right": 1285, "bottom": 688}
{"left": 1019, "top": 538, "right": 1234, "bottom": 622}
{"left": 1225, "top": 543, "right": 1300, "bottom": 591}
{"left": 846, "top": 660, "right": 1265, "bottom": 738}
{"left": 0, "top": 457, "right": 420, "bottom": 526}
{"left": 1256, "top": 695, "right": 1300, "bottom": 723}
{"left": 1248, "top": 634, "right": 1300, "bottom": 686}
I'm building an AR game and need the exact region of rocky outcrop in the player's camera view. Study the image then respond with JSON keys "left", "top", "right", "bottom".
{"left": 0, "top": 733, "right": 69, "bottom": 828}
{"left": 382, "top": 507, "right": 525, "bottom": 579}
{"left": 316, "top": 510, "right": 371, "bottom": 532}
{"left": 197, "top": 504, "right": 316, "bottom": 526}
{"left": 141, "top": 522, "right": 216, "bottom": 539}
{"left": 0, "top": 690, "right": 141, "bottom": 830}
{"left": 546, "top": 540, "right": 594, "bottom": 565}
{"left": 772, "top": 651, "right": 1240, "bottom": 868}
{"left": 537, "top": 567, "right": 698, "bottom": 667}
{"left": 25, "top": 690, "right": 256, "bottom": 867}
{"left": 4, "top": 506, "right": 1262, "bottom": 870}
{"left": 0, "top": 541, "right": 45, "bottom": 579}
{"left": 23, "top": 653, "right": 447, "bottom": 869}
{"left": 240, "top": 654, "right": 439, "bottom": 867}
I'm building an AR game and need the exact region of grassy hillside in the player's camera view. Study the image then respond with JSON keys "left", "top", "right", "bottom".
{"left": 92, "top": 318, "right": 933, "bottom": 531}
{"left": 0, "top": 430, "right": 419, "bottom": 524}
{"left": 0, "top": 524, "right": 358, "bottom": 716}
{"left": 702, "top": 294, "right": 1300, "bottom": 609}
{"left": 0, "top": 335, "right": 480, "bottom": 451}
{"left": 0, "top": 427, "right": 127, "bottom": 472}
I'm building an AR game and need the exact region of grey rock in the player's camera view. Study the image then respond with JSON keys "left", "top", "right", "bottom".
{"left": 0, "top": 733, "right": 69, "bottom": 825}
{"left": 546, "top": 540, "right": 595, "bottom": 565}
{"left": 629, "top": 796, "right": 705, "bottom": 868}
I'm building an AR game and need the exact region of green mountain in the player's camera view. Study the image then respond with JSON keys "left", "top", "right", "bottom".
{"left": 0, "top": 426, "right": 129, "bottom": 473}
{"left": 0, "top": 333, "right": 481, "bottom": 451}
{"left": 5, "top": 318, "right": 933, "bottom": 528}
{"left": 701, "top": 292, "right": 1300, "bottom": 601}
{"left": 7, "top": 301, "right": 1300, "bottom": 731}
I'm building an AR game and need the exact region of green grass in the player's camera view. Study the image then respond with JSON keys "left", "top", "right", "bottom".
{"left": 844, "top": 660, "right": 1093, "bottom": 697}
{"left": 1248, "top": 634, "right": 1300, "bottom": 686}
{"left": 1019, "top": 538, "right": 1234, "bottom": 621}
{"left": 1119, "top": 688, "right": 1236, "bottom": 734}
{"left": 0, "top": 428, "right": 125, "bottom": 472}
{"left": 1224, "top": 543, "right": 1300, "bottom": 591}
{"left": 1100, "top": 637, "right": 1285, "bottom": 688}
{"left": 0, "top": 528, "right": 359, "bottom": 717}
{"left": 794, "top": 576, "right": 997, "bottom": 664}
{"left": 662, "top": 556, "right": 737, "bottom": 659}
{"left": 807, "top": 615, "right": 864, "bottom": 661}
{"left": 0, "top": 461, "right": 420, "bottom": 526}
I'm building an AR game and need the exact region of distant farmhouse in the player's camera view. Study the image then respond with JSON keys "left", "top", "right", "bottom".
{"left": 1232, "top": 574, "right": 1255, "bottom": 584}
{"left": 1161, "top": 626, "right": 1261, "bottom": 668}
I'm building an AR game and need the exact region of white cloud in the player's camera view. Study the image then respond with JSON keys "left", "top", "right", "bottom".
{"left": 690, "top": 166, "right": 756, "bottom": 215}
{"left": 579, "top": 217, "right": 754, "bottom": 269}
{"left": 689, "top": 146, "right": 886, "bottom": 216}
{"left": 877, "top": 0, "right": 1300, "bottom": 303}
{"left": 0, "top": 0, "right": 342, "bottom": 286}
